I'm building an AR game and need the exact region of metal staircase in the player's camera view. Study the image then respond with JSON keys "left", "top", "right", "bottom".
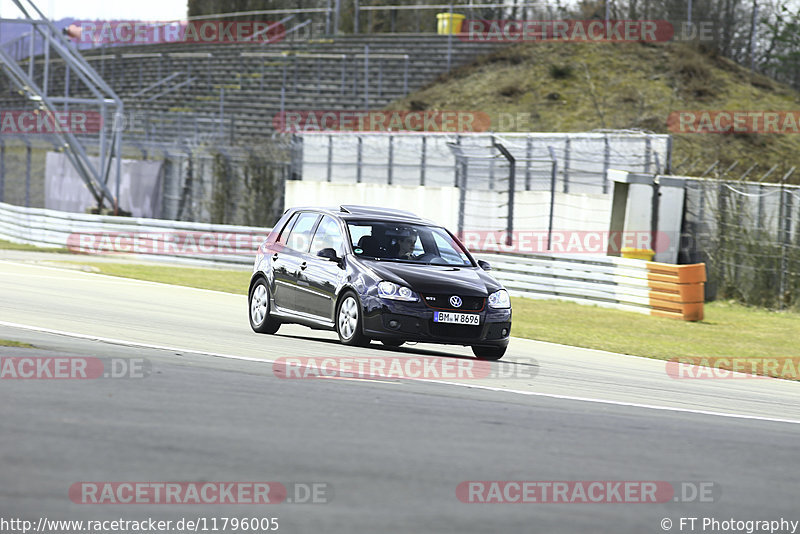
{"left": 0, "top": 0, "right": 123, "bottom": 210}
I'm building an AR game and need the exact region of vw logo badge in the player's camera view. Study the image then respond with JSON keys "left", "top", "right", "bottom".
{"left": 449, "top": 296, "right": 462, "bottom": 308}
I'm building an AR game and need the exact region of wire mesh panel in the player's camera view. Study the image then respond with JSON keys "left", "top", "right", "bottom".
{"left": 0, "top": 137, "right": 55, "bottom": 209}
{"left": 294, "top": 131, "right": 670, "bottom": 191}
{"left": 680, "top": 177, "right": 800, "bottom": 308}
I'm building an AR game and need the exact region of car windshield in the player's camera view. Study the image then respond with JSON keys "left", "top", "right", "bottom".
{"left": 347, "top": 220, "right": 473, "bottom": 267}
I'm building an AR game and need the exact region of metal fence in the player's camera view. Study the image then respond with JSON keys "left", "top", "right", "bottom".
{"left": 293, "top": 131, "right": 670, "bottom": 240}
{"left": 0, "top": 137, "right": 56, "bottom": 208}
{"left": 0, "top": 136, "right": 290, "bottom": 227}
{"left": 680, "top": 177, "right": 800, "bottom": 309}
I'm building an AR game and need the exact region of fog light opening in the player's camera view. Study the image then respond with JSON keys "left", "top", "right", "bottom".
{"left": 501, "top": 328, "right": 508, "bottom": 336}
{"left": 388, "top": 320, "right": 400, "bottom": 329}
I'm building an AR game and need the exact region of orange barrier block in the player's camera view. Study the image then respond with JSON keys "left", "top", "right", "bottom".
{"left": 645, "top": 263, "right": 706, "bottom": 321}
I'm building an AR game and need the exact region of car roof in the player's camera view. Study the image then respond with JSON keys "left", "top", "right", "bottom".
{"left": 286, "top": 205, "right": 438, "bottom": 225}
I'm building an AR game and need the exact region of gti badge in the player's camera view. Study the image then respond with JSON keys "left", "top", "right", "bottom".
{"left": 449, "top": 296, "right": 462, "bottom": 308}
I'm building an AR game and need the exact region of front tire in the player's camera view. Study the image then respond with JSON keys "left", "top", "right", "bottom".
{"left": 336, "top": 291, "right": 369, "bottom": 346}
{"left": 249, "top": 279, "right": 281, "bottom": 334}
{"left": 471, "top": 345, "right": 506, "bottom": 360}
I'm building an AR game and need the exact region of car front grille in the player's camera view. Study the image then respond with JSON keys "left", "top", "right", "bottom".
{"left": 422, "top": 294, "right": 485, "bottom": 311}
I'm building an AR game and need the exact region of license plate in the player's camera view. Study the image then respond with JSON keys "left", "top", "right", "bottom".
{"left": 433, "top": 312, "right": 480, "bottom": 325}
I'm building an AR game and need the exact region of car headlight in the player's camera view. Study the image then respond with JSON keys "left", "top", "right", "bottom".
{"left": 377, "top": 281, "right": 418, "bottom": 302}
{"left": 488, "top": 289, "right": 511, "bottom": 309}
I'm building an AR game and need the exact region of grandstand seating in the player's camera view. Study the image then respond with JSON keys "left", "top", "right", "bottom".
{"left": 6, "top": 33, "right": 506, "bottom": 143}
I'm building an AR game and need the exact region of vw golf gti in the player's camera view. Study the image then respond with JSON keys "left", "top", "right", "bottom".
{"left": 248, "top": 205, "right": 512, "bottom": 359}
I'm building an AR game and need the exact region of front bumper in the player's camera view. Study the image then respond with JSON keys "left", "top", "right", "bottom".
{"left": 361, "top": 295, "right": 512, "bottom": 347}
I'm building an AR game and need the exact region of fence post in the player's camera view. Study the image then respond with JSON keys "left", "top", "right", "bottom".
{"left": 341, "top": 55, "right": 346, "bottom": 95}
{"left": 457, "top": 153, "right": 466, "bottom": 239}
{"left": 489, "top": 135, "right": 495, "bottom": 190}
{"left": 65, "top": 64, "right": 70, "bottom": 110}
{"left": 717, "top": 182, "right": 729, "bottom": 289}
{"left": 547, "top": 146, "right": 558, "bottom": 250}
{"left": 327, "top": 135, "right": 334, "bottom": 182}
{"left": 447, "top": 3, "right": 454, "bottom": 72}
{"left": 493, "top": 140, "right": 515, "bottom": 247}
{"left": 454, "top": 134, "right": 461, "bottom": 187}
{"left": 779, "top": 171, "right": 795, "bottom": 309}
{"left": 280, "top": 63, "right": 287, "bottom": 115}
{"left": 356, "top": 136, "right": 363, "bottom": 184}
{"left": 602, "top": 135, "right": 610, "bottom": 194}
{"left": 0, "top": 139, "right": 4, "bottom": 203}
{"left": 325, "top": 0, "right": 332, "bottom": 34}
{"left": 218, "top": 87, "right": 225, "bottom": 138}
{"left": 564, "top": 137, "right": 571, "bottom": 193}
{"left": 317, "top": 57, "right": 321, "bottom": 95}
{"left": 779, "top": 185, "right": 787, "bottom": 309}
{"left": 25, "top": 139, "right": 31, "bottom": 208}
{"left": 403, "top": 56, "right": 409, "bottom": 96}
{"left": 387, "top": 135, "right": 394, "bottom": 185}
{"left": 363, "top": 45, "right": 369, "bottom": 110}
{"left": 525, "top": 136, "right": 532, "bottom": 191}
{"left": 420, "top": 136, "right": 426, "bottom": 186}
{"left": 378, "top": 59, "right": 383, "bottom": 98}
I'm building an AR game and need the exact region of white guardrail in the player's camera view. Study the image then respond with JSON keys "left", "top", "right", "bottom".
{"left": 0, "top": 202, "right": 705, "bottom": 319}
{"left": 0, "top": 202, "right": 266, "bottom": 268}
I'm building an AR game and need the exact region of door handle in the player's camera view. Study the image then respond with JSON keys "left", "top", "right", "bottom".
{"left": 299, "top": 261, "right": 308, "bottom": 270}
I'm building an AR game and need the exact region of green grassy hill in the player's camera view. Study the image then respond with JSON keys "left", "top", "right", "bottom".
{"left": 388, "top": 41, "right": 800, "bottom": 183}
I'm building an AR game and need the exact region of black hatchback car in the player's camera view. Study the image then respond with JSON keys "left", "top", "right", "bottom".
{"left": 248, "top": 205, "right": 511, "bottom": 359}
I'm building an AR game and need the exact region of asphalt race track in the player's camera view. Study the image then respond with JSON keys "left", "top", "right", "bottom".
{"left": 1, "top": 258, "right": 799, "bottom": 533}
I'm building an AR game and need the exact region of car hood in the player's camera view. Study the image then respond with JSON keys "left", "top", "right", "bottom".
{"left": 358, "top": 260, "right": 502, "bottom": 296}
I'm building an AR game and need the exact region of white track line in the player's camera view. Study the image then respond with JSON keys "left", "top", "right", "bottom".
{"left": 0, "top": 319, "right": 798, "bottom": 426}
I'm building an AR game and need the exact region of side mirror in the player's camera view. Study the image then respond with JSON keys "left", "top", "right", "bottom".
{"left": 477, "top": 260, "right": 492, "bottom": 271}
{"left": 318, "top": 248, "right": 341, "bottom": 264}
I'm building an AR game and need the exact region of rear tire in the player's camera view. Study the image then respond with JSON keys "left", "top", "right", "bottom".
{"left": 471, "top": 345, "right": 506, "bottom": 360}
{"left": 249, "top": 279, "right": 281, "bottom": 334}
{"left": 336, "top": 291, "right": 369, "bottom": 346}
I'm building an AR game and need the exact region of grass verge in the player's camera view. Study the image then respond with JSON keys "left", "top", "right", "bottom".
{"left": 54, "top": 261, "right": 800, "bottom": 377}
{"left": 0, "top": 339, "right": 34, "bottom": 348}
{"left": 0, "top": 238, "right": 68, "bottom": 253}
{"left": 62, "top": 262, "right": 251, "bottom": 294}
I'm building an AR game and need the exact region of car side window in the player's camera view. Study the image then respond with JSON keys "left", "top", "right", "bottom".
{"left": 432, "top": 232, "right": 470, "bottom": 265}
{"left": 277, "top": 213, "right": 299, "bottom": 246}
{"left": 310, "top": 216, "right": 345, "bottom": 257}
{"left": 285, "top": 213, "right": 320, "bottom": 253}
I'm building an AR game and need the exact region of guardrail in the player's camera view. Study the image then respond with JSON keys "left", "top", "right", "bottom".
{"left": 480, "top": 252, "right": 706, "bottom": 321}
{"left": 0, "top": 202, "right": 266, "bottom": 268}
{"left": 0, "top": 202, "right": 705, "bottom": 319}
